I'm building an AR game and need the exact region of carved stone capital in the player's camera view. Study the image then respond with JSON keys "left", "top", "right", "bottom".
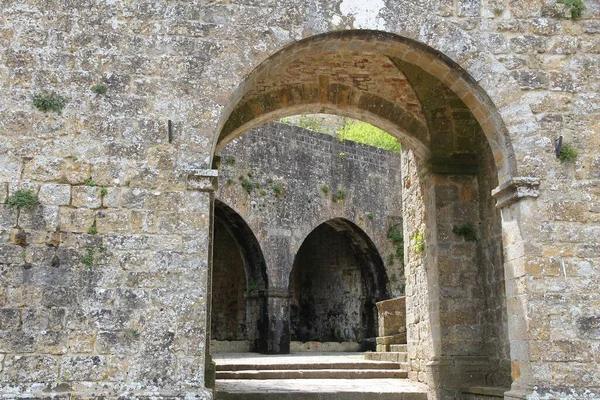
{"left": 492, "top": 177, "right": 540, "bottom": 209}
{"left": 185, "top": 169, "right": 219, "bottom": 192}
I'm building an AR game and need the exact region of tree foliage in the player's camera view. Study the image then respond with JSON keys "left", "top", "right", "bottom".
{"left": 335, "top": 119, "right": 401, "bottom": 152}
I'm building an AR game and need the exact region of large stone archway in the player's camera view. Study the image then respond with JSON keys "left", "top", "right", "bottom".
{"left": 210, "top": 30, "right": 522, "bottom": 399}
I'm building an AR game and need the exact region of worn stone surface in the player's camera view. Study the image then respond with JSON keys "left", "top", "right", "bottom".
{"left": 0, "top": 0, "right": 598, "bottom": 399}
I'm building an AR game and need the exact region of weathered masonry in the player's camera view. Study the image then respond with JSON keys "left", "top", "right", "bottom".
{"left": 1, "top": 1, "right": 599, "bottom": 400}
{"left": 212, "top": 122, "right": 403, "bottom": 354}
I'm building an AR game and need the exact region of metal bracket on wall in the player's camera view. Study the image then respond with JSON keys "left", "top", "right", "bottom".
{"left": 554, "top": 135, "right": 563, "bottom": 158}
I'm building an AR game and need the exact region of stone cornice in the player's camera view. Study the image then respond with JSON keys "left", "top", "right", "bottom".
{"left": 491, "top": 177, "right": 540, "bottom": 209}
{"left": 186, "top": 169, "right": 219, "bottom": 192}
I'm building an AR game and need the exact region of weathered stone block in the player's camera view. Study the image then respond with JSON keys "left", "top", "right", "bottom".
{"left": 96, "top": 330, "right": 140, "bottom": 354}
{"left": 2, "top": 355, "right": 59, "bottom": 382}
{"left": 95, "top": 208, "right": 132, "bottom": 233}
{"left": 376, "top": 297, "right": 407, "bottom": 337}
{"left": 0, "top": 205, "right": 18, "bottom": 230}
{"left": 36, "top": 331, "right": 68, "bottom": 354}
{"left": 58, "top": 207, "right": 95, "bottom": 233}
{"left": 72, "top": 186, "right": 102, "bottom": 208}
{"left": 0, "top": 308, "right": 20, "bottom": 330}
{"left": 39, "top": 183, "right": 71, "bottom": 206}
{"left": 60, "top": 355, "right": 108, "bottom": 381}
{"left": 0, "top": 154, "right": 21, "bottom": 182}
{"left": 68, "top": 332, "right": 95, "bottom": 353}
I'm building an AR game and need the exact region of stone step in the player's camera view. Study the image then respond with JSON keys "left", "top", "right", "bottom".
{"left": 390, "top": 344, "right": 407, "bottom": 352}
{"left": 364, "top": 351, "right": 408, "bottom": 363}
{"left": 217, "top": 360, "right": 403, "bottom": 371}
{"left": 216, "top": 368, "right": 408, "bottom": 379}
{"left": 216, "top": 378, "right": 428, "bottom": 400}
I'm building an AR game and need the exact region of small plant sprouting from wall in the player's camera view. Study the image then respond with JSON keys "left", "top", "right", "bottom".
{"left": 81, "top": 249, "right": 94, "bottom": 267}
{"left": 387, "top": 224, "right": 404, "bottom": 264}
{"left": 91, "top": 83, "right": 108, "bottom": 95}
{"left": 332, "top": 190, "right": 345, "bottom": 203}
{"left": 88, "top": 225, "right": 98, "bottom": 235}
{"left": 321, "top": 185, "right": 329, "bottom": 195}
{"left": 412, "top": 231, "right": 425, "bottom": 254}
{"left": 100, "top": 187, "right": 108, "bottom": 197}
{"left": 85, "top": 179, "right": 97, "bottom": 187}
{"left": 272, "top": 184, "right": 283, "bottom": 197}
{"left": 32, "top": 91, "right": 68, "bottom": 114}
{"left": 366, "top": 212, "right": 375, "bottom": 220}
{"left": 557, "top": 0, "right": 585, "bottom": 18}
{"left": 452, "top": 223, "right": 477, "bottom": 242}
{"left": 6, "top": 189, "right": 39, "bottom": 209}
{"left": 241, "top": 179, "right": 254, "bottom": 194}
{"left": 224, "top": 156, "right": 235, "bottom": 166}
{"left": 558, "top": 143, "right": 577, "bottom": 163}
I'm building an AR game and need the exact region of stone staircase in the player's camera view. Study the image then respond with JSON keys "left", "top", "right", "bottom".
{"left": 216, "top": 354, "right": 407, "bottom": 380}
{"left": 214, "top": 352, "right": 426, "bottom": 400}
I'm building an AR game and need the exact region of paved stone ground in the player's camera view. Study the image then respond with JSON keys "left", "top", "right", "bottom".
{"left": 216, "top": 378, "right": 428, "bottom": 394}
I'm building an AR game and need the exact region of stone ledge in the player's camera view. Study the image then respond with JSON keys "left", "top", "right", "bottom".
{"left": 491, "top": 177, "right": 540, "bottom": 209}
{"left": 186, "top": 169, "right": 219, "bottom": 192}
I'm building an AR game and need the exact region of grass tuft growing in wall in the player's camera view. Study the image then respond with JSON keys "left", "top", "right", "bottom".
{"left": 559, "top": 143, "right": 577, "bottom": 163}
{"left": 557, "top": 0, "right": 585, "bottom": 18}
{"left": 32, "top": 91, "right": 68, "bottom": 114}
{"left": 6, "top": 189, "right": 39, "bottom": 209}
{"left": 91, "top": 83, "right": 108, "bottom": 95}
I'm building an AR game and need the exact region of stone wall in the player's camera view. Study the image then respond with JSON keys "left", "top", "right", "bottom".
{"left": 1, "top": 0, "right": 599, "bottom": 398}
{"left": 215, "top": 121, "right": 403, "bottom": 352}
{"left": 217, "top": 122, "right": 405, "bottom": 296}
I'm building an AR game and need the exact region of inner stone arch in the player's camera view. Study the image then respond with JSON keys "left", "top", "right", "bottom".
{"left": 290, "top": 218, "right": 390, "bottom": 350}
{"left": 212, "top": 199, "right": 269, "bottom": 353}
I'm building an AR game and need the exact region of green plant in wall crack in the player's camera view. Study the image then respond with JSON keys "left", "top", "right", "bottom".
{"left": 32, "top": 91, "right": 68, "bottom": 114}
{"left": 91, "top": 83, "right": 108, "bottom": 95}
{"left": 321, "top": 185, "right": 329, "bottom": 195}
{"left": 241, "top": 179, "right": 254, "bottom": 194}
{"left": 558, "top": 143, "right": 577, "bottom": 163}
{"left": 452, "top": 223, "right": 477, "bottom": 242}
{"left": 387, "top": 224, "right": 404, "bottom": 263}
{"left": 557, "top": 0, "right": 585, "bottom": 18}
{"left": 85, "top": 179, "right": 97, "bottom": 187}
{"left": 81, "top": 249, "right": 94, "bottom": 268}
{"left": 272, "top": 184, "right": 283, "bottom": 197}
{"left": 332, "top": 190, "right": 345, "bottom": 203}
{"left": 224, "top": 156, "right": 235, "bottom": 166}
{"left": 412, "top": 231, "right": 425, "bottom": 254}
{"left": 6, "top": 189, "right": 39, "bottom": 209}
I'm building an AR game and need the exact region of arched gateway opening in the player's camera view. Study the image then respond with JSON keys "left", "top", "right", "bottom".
{"left": 211, "top": 200, "right": 269, "bottom": 353}
{"left": 211, "top": 30, "right": 515, "bottom": 398}
{"left": 290, "top": 218, "right": 389, "bottom": 350}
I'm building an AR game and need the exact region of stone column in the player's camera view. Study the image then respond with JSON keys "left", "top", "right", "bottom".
{"left": 491, "top": 178, "right": 545, "bottom": 400}
{"left": 188, "top": 170, "right": 219, "bottom": 394}
{"left": 265, "top": 288, "right": 292, "bottom": 354}
{"left": 401, "top": 150, "right": 441, "bottom": 392}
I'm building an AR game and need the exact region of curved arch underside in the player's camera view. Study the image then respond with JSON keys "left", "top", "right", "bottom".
{"left": 216, "top": 30, "right": 516, "bottom": 180}
{"left": 290, "top": 218, "right": 389, "bottom": 347}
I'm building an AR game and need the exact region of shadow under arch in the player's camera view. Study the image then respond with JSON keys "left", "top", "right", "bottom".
{"left": 289, "top": 217, "right": 390, "bottom": 350}
{"left": 213, "top": 199, "right": 269, "bottom": 353}
{"left": 212, "top": 29, "right": 517, "bottom": 183}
